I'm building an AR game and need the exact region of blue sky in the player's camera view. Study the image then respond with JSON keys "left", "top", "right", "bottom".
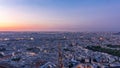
{"left": 0, "top": 0, "right": 120, "bottom": 31}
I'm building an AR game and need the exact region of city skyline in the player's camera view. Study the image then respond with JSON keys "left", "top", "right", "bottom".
{"left": 0, "top": 0, "right": 120, "bottom": 31}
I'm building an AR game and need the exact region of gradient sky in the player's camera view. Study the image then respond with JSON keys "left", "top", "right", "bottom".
{"left": 0, "top": 0, "right": 120, "bottom": 31}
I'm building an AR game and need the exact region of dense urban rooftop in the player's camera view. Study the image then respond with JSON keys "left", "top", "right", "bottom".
{"left": 0, "top": 32, "right": 120, "bottom": 68}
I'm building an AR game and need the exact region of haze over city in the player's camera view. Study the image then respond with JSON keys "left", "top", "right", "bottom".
{"left": 0, "top": 0, "right": 120, "bottom": 31}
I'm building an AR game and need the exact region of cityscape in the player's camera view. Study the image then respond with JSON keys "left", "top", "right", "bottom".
{"left": 0, "top": 32, "right": 120, "bottom": 68}
{"left": 0, "top": 0, "right": 120, "bottom": 68}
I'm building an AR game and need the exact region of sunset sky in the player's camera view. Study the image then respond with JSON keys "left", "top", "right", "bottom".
{"left": 0, "top": 0, "right": 120, "bottom": 31}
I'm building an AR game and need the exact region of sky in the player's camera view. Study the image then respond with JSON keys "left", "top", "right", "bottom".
{"left": 0, "top": 0, "right": 120, "bottom": 32}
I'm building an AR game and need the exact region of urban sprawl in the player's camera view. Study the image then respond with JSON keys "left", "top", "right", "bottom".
{"left": 0, "top": 32, "right": 120, "bottom": 68}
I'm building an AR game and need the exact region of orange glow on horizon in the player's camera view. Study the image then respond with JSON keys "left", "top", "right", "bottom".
{"left": 0, "top": 22, "right": 52, "bottom": 31}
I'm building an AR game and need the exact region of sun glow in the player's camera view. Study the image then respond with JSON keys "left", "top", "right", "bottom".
{"left": 0, "top": 22, "right": 23, "bottom": 31}
{"left": 0, "top": 5, "right": 54, "bottom": 31}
